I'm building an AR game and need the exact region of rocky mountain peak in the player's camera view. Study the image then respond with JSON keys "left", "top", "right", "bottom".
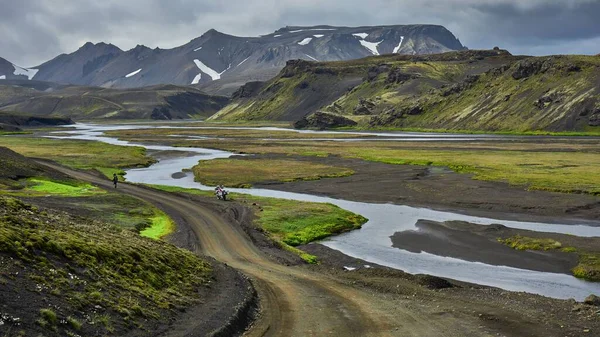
{"left": 7, "top": 24, "right": 467, "bottom": 94}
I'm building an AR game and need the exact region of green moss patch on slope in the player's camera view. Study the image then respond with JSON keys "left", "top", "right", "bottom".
{"left": 0, "top": 197, "right": 211, "bottom": 336}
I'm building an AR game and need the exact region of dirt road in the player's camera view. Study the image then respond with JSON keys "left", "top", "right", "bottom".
{"left": 43, "top": 163, "right": 598, "bottom": 337}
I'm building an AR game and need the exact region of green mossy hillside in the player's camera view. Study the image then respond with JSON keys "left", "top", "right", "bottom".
{"left": 214, "top": 50, "right": 600, "bottom": 133}
{"left": 0, "top": 197, "right": 211, "bottom": 336}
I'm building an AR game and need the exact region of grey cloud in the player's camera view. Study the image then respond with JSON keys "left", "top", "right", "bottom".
{"left": 0, "top": 0, "right": 598, "bottom": 67}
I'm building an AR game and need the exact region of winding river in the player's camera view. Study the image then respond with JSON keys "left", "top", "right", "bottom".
{"left": 52, "top": 123, "right": 600, "bottom": 301}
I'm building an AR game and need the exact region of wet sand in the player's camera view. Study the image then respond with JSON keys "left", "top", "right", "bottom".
{"left": 390, "top": 220, "right": 578, "bottom": 274}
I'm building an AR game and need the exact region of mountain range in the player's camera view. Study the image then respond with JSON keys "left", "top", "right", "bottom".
{"left": 0, "top": 25, "right": 465, "bottom": 96}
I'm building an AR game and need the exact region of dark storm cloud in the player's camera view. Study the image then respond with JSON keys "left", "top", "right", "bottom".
{"left": 0, "top": 0, "right": 599, "bottom": 67}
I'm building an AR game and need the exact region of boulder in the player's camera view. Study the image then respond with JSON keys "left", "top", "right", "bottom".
{"left": 293, "top": 111, "right": 357, "bottom": 130}
{"left": 512, "top": 59, "right": 547, "bottom": 80}
{"left": 584, "top": 294, "right": 600, "bottom": 306}
{"left": 231, "top": 81, "right": 264, "bottom": 99}
{"left": 386, "top": 68, "right": 420, "bottom": 84}
{"left": 367, "top": 64, "right": 391, "bottom": 81}
{"left": 534, "top": 92, "right": 564, "bottom": 109}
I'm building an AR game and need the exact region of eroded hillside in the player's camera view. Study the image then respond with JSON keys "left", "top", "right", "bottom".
{"left": 213, "top": 50, "right": 600, "bottom": 132}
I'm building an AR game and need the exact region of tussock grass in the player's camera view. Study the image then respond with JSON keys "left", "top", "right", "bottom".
{"left": 192, "top": 158, "right": 354, "bottom": 188}
{"left": 499, "top": 235, "right": 600, "bottom": 282}
{"left": 0, "top": 196, "right": 211, "bottom": 334}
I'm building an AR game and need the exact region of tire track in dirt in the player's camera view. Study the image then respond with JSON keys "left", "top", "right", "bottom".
{"left": 44, "top": 163, "right": 501, "bottom": 337}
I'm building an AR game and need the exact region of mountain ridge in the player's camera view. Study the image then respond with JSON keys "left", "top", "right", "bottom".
{"left": 1, "top": 24, "right": 466, "bottom": 95}
{"left": 211, "top": 50, "right": 600, "bottom": 132}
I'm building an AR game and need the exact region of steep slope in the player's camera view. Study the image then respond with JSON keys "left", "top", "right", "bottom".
{"left": 4, "top": 25, "right": 464, "bottom": 95}
{"left": 32, "top": 42, "right": 123, "bottom": 84}
{"left": 0, "top": 56, "right": 38, "bottom": 80}
{"left": 212, "top": 50, "right": 600, "bottom": 132}
{"left": 0, "top": 82, "right": 229, "bottom": 120}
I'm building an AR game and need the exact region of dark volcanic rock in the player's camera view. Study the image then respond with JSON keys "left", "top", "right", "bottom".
{"left": 151, "top": 106, "right": 172, "bottom": 120}
{"left": 0, "top": 123, "right": 22, "bottom": 132}
{"left": 416, "top": 275, "right": 454, "bottom": 289}
{"left": 369, "top": 104, "right": 424, "bottom": 126}
{"left": 386, "top": 67, "right": 420, "bottom": 84}
{"left": 584, "top": 294, "right": 600, "bottom": 306}
{"left": 0, "top": 113, "right": 73, "bottom": 126}
{"left": 354, "top": 98, "right": 377, "bottom": 115}
{"left": 232, "top": 81, "right": 265, "bottom": 99}
{"left": 534, "top": 92, "right": 564, "bottom": 109}
{"left": 294, "top": 111, "right": 357, "bottom": 130}
{"left": 442, "top": 74, "right": 479, "bottom": 96}
{"left": 589, "top": 109, "right": 600, "bottom": 126}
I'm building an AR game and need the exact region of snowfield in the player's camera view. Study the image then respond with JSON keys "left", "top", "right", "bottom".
{"left": 352, "top": 33, "right": 369, "bottom": 39}
{"left": 125, "top": 68, "right": 142, "bottom": 78}
{"left": 274, "top": 34, "right": 282, "bottom": 37}
{"left": 194, "top": 46, "right": 202, "bottom": 51}
{"left": 313, "top": 34, "right": 324, "bottom": 38}
{"left": 298, "top": 37, "right": 313, "bottom": 45}
{"left": 193, "top": 59, "right": 229, "bottom": 81}
{"left": 393, "top": 36, "right": 405, "bottom": 53}
{"left": 12, "top": 64, "right": 38, "bottom": 80}
{"left": 0, "top": 75, "right": 5, "bottom": 80}
{"left": 359, "top": 40, "right": 383, "bottom": 55}
{"left": 191, "top": 73, "right": 202, "bottom": 85}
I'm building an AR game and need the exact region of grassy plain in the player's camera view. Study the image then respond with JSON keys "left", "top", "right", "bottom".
{"left": 192, "top": 158, "right": 354, "bottom": 187}
{"left": 105, "top": 127, "right": 600, "bottom": 196}
{"left": 0, "top": 136, "right": 155, "bottom": 178}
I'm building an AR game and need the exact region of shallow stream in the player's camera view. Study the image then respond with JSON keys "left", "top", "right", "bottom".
{"left": 51, "top": 123, "right": 600, "bottom": 300}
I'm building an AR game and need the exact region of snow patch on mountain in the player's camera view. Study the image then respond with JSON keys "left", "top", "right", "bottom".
{"left": 237, "top": 57, "right": 251, "bottom": 67}
{"left": 0, "top": 75, "right": 5, "bottom": 80}
{"left": 352, "top": 33, "right": 369, "bottom": 39}
{"left": 193, "top": 60, "right": 230, "bottom": 81}
{"left": 313, "top": 34, "right": 324, "bottom": 38}
{"left": 191, "top": 73, "right": 202, "bottom": 84}
{"left": 194, "top": 46, "right": 202, "bottom": 51}
{"left": 298, "top": 38, "right": 312, "bottom": 46}
{"left": 359, "top": 40, "right": 383, "bottom": 55}
{"left": 304, "top": 54, "right": 319, "bottom": 61}
{"left": 274, "top": 34, "right": 282, "bottom": 37}
{"left": 125, "top": 68, "right": 142, "bottom": 78}
{"left": 12, "top": 64, "right": 38, "bottom": 80}
{"left": 393, "top": 36, "right": 405, "bottom": 53}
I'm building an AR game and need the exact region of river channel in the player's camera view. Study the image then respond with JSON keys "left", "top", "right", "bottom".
{"left": 51, "top": 123, "right": 600, "bottom": 301}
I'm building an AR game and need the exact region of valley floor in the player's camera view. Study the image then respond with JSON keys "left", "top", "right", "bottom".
{"left": 44, "top": 162, "right": 600, "bottom": 337}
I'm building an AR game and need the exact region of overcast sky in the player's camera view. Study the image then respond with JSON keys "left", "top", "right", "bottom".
{"left": 1, "top": 0, "right": 599, "bottom": 67}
